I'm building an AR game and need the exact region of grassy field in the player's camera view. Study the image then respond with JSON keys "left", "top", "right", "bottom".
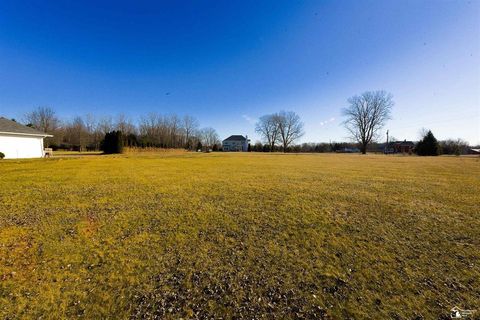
{"left": 0, "top": 153, "right": 479, "bottom": 319}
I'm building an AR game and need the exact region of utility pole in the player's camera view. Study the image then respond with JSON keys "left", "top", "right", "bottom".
{"left": 385, "top": 130, "right": 389, "bottom": 154}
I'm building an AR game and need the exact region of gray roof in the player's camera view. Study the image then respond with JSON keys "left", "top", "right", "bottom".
{"left": 0, "top": 117, "right": 52, "bottom": 136}
{"left": 223, "top": 135, "right": 247, "bottom": 142}
{"left": 391, "top": 140, "right": 415, "bottom": 147}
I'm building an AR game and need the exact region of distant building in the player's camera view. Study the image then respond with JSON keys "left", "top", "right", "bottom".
{"left": 336, "top": 147, "right": 360, "bottom": 153}
{"left": 222, "top": 135, "right": 249, "bottom": 152}
{"left": 384, "top": 140, "right": 415, "bottom": 154}
{"left": 0, "top": 117, "right": 52, "bottom": 159}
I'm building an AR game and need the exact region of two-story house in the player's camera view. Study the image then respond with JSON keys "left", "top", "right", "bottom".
{"left": 222, "top": 135, "right": 249, "bottom": 152}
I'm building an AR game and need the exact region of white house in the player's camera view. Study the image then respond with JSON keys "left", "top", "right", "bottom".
{"left": 222, "top": 135, "right": 249, "bottom": 152}
{"left": 0, "top": 117, "right": 52, "bottom": 159}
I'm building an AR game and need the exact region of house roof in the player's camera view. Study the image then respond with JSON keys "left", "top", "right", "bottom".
{"left": 0, "top": 117, "right": 52, "bottom": 137}
{"left": 390, "top": 140, "right": 415, "bottom": 147}
{"left": 223, "top": 135, "right": 247, "bottom": 142}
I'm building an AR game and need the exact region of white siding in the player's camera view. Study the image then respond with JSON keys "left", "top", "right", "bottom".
{"left": 0, "top": 133, "right": 45, "bottom": 159}
{"left": 223, "top": 141, "right": 243, "bottom": 151}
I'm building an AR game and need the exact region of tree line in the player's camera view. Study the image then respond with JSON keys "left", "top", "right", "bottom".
{"left": 249, "top": 141, "right": 361, "bottom": 153}
{"left": 248, "top": 134, "right": 472, "bottom": 155}
{"left": 22, "top": 89, "right": 475, "bottom": 155}
{"left": 415, "top": 130, "right": 472, "bottom": 156}
{"left": 24, "top": 107, "right": 220, "bottom": 151}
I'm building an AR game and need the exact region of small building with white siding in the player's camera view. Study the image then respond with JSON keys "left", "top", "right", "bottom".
{"left": 0, "top": 117, "right": 52, "bottom": 159}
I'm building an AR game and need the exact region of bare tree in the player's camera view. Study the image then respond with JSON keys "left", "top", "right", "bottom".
{"left": 275, "top": 111, "right": 304, "bottom": 152}
{"left": 84, "top": 114, "right": 97, "bottom": 135}
{"left": 83, "top": 114, "right": 99, "bottom": 149}
{"left": 182, "top": 115, "right": 199, "bottom": 149}
{"left": 139, "top": 113, "right": 169, "bottom": 147}
{"left": 115, "top": 114, "right": 136, "bottom": 135}
{"left": 342, "top": 90, "right": 393, "bottom": 154}
{"left": 97, "top": 116, "right": 114, "bottom": 135}
{"left": 166, "top": 114, "right": 181, "bottom": 148}
{"left": 199, "top": 127, "right": 220, "bottom": 149}
{"left": 64, "top": 116, "right": 88, "bottom": 151}
{"left": 25, "top": 106, "right": 59, "bottom": 133}
{"left": 255, "top": 114, "right": 280, "bottom": 151}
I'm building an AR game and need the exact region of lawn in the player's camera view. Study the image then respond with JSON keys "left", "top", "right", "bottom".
{"left": 0, "top": 153, "right": 479, "bottom": 319}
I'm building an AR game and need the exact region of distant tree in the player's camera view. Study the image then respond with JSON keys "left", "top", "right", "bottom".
{"left": 196, "top": 141, "right": 203, "bottom": 151}
{"left": 82, "top": 113, "right": 100, "bottom": 149}
{"left": 24, "top": 106, "right": 60, "bottom": 133}
{"left": 165, "top": 114, "right": 181, "bottom": 148}
{"left": 138, "top": 113, "right": 163, "bottom": 147}
{"left": 98, "top": 116, "right": 114, "bottom": 135}
{"left": 115, "top": 114, "right": 136, "bottom": 136}
{"left": 291, "top": 145, "right": 301, "bottom": 153}
{"left": 416, "top": 130, "right": 439, "bottom": 156}
{"left": 299, "top": 142, "right": 331, "bottom": 153}
{"left": 275, "top": 111, "right": 304, "bottom": 152}
{"left": 438, "top": 138, "right": 469, "bottom": 155}
{"left": 342, "top": 90, "right": 393, "bottom": 154}
{"left": 102, "top": 131, "right": 124, "bottom": 154}
{"left": 124, "top": 133, "right": 139, "bottom": 147}
{"left": 252, "top": 141, "right": 263, "bottom": 152}
{"left": 69, "top": 116, "right": 88, "bottom": 151}
{"left": 255, "top": 114, "right": 280, "bottom": 151}
{"left": 182, "top": 115, "right": 199, "bottom": 150}
{"left": 199, "top": 127, "right": 220, "bottom": 149}
{"left": 24, "top": 107, "right": 65, "bottom": 148}
{"left": 137, "top": 113, "right": 201, "bottom": 149}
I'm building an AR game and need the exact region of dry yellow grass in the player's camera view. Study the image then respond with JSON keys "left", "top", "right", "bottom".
{"left": 123, "top": 147, "right": 190, "bottom": 154}
{"left": 0, "top": 153, "right": 479, "bottom": 319}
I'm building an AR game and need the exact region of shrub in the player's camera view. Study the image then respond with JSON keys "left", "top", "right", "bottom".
{"left": 102, "top": 131, "right": 124, "bottom": 154}
{"left": 0, "top": 152, "right": 4, "bottom": 159}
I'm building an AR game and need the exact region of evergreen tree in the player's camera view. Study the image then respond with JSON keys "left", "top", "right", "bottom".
{"left": 102, "top": 130, "right": 124, "bottom": 154}
{"left": 416, "top": 130, "right": 439, "bottom": 156}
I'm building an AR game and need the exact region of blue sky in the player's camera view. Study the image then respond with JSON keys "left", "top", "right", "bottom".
{"left": 0, "top": 0, "right": 479, "bottom": 144}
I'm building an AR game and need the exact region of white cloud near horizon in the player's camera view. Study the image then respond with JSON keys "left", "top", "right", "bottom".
{"left": 242, "top": 114, "right": 257, "bottom": 125}
{"left": 319, "top": 117, "right": 335, "bottom": 126}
